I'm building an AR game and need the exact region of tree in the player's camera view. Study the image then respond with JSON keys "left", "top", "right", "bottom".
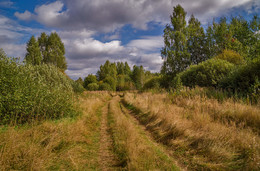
{"left": 249, "top": 15, "right": 260, "bottom": 60}
{"left": 84, "top": 74, "right": 97, "bottom": 88}
{"left": 116, "top": 62, "right": 125, "bottom": 75}
{"left": 75, "top": 77, "right": 84, "bottom": 86}
{"left": 187, "top": 14, "right": 207, "bottom": 64}
{"left": 103, "top": 76, "right": 117, "bottom": 91}
{"left": 45, "top": 32, "right": 67, "bottom": 71}
{"left": 124, "top": 61, "right": 131, "bottom": 76}
{"left": 205, "top": 22, "right": 217, "bottom": 59}
{"left": 97, "top": 60, "right": 117, "bottom": 81}
{"left": 161, "top": 4, "right": 190, "bottom": 77}
{"left": 38, "top": 32, "right": 48, "bottom": 63}
{"left": 24, "top": 36, "right": 42, "bottom": 65}
{"left": 132, "top": 65, "right": 145, "bottom": 90}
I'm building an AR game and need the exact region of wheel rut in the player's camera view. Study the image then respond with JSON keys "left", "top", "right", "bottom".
{"left": 118, "top": 97, "right": 187, "bottom": 171}
{"left": 98, "top": 103, "right": 118, "bottom": 171}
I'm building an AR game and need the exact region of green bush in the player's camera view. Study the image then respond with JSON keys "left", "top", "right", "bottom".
{"left": 179, "top": 58, "right": 234, "bottom": 87}
{"left": 87, "top": 83, "right": 99, "bottom": 91}
{"left": 103, "top": 76, "right": 116, "bottom": 91}
{"left": 143, "top": 77, "right": 161, "bottom": 90}
{"left": 83, "top": 74, "right": 97, "bottom": 88}
{"left": 99, "top": 83, "right": 112, "bottom": 91}
{"left": 215, "top": 49, "right": 244, "bottom": 65}
{"left": 219, "top": 57, "right": 260, "bottom": 97}
{"left": 70, "top": 80, "right": 85, "bottom": 93}
{"left": 0, "top": 50, "right": 77, "bottom": 125}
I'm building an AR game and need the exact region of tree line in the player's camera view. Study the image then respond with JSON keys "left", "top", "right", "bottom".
{"left": 77, "top": 60, "right": 157, "bottom": 91}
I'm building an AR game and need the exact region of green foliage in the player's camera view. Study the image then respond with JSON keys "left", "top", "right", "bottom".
{"left": 117, "top": 74, "right": 126, "bottom": 91}
{"left": 84, "top": 74, "right": 97, "bottom": 88}
{"left": 0, "top": 49, "right": 77, "bottom": 125}
{"left": 24, "top": 36, "right": 42, "bottom": 65}
{"left": 171, "top": 75, "right": 183, "bottom": 91}
{"left": 38, "top": 32, "right": 48, "bottom": 61}
{"left": 44, "top": 32, "right": 67, "bottom": 71}
{"left": 87, "top": 83, "right": 99, "bottom": 91}
{"left": 143, "top": 77, "right": 161, "bottom": 90}
{"left": 187, "top": 15, "right": 207, "bottom": 65}
{"left": 161, "top": 4, "right": 190, "bottom": 77}
{"left": 99, "top": 83, "right": 112, "bottom": 91}
{"left": 215, "top": 49, "right": 244, "bottom": 65}
{"left": 103, "top": 76, "right": 117, "bottom": 91}
{"left": 97, "top": 60, "right": 117, "bottom": 81}
{"left": 219, "top": 57, "right": 260, "bottom": 97}
{"left": 75, "top": 77, "right": 84, "bottom": 86}
{"left": 70, "top": 80, "right": 85, "bottom": 93}
{"left": 179, "top": 58, "right": 234, "bottom": 87}
{"left": 124, "top": 62, "right": 132, "bottom": 76}
{"left": 25, "top": 32, "right": 68, "bottom": 71}
{"left": 132, "top": 65, "right": 145, "bottom": 90}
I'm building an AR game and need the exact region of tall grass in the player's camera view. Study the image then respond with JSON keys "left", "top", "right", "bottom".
{"left": 124, "top": 92, "right": 260, "bottom": 170}
{"left": 108, "top": 96, "right": 179, "bottom": 170}
{"left": 0, "top": 50, "right": 78, "bottom": 124}
{"left": 0, "top": 92, "right": 109, "bottom": 170}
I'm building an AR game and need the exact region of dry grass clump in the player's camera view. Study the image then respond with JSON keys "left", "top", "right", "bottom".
{"left": 123, "top": 92, "right": 260, "bottom": 170}
{"left": 108, "top": 96, "right": 178, "bottom": 170}
{"left": 0, "top": 92, "right": 109, "bottom": 170}
{"left": 171, "top": 94, "right": 260, "bottom": 133}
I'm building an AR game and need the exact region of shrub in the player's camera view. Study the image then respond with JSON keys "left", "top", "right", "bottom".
{"left": 99, "top": 83, "right": 112, "bottom": 91}
{"left": 215, "top": 49, "right": 244, "bottom": 65}
{"left": 143, "top": 77, "right": 161, "bottom": 90}
{"left": 219, "top": 57, "right": 260, "bottom": 97}
{"left": 0, "top": 50, "right": 77, "bottom": 125}
{"left": 179, "top": 58, "right": 234, "bottom": 87}
{"left": 70, "top": 80, "right": 85, "bottom": 93}
{"left": 87, "top": 83, "right": 99, "bottom": 91}
{"left": 83, "top": 74, "right": 97, "bottom": 88}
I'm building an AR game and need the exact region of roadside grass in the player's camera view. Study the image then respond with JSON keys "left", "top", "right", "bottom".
{"left": 123, "top": 92, "right": 260, "bottom": 170}
{"left": 0, "top": 92, "right": 109, "bottom": 170}
{"left": 107, "top": 96, "right": 179, "bottom": 170}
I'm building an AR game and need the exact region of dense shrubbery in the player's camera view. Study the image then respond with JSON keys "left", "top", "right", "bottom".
{"left": 143, "top": 77, "right": 161, "bottom": 90}
{"left": 99, "top": 82, "right": 113, "bottom": 91}
{"left": 70, "top": 80, "right": 85, "bottom": 93}
{"left": 219, "top": 57, "right": 260, "bottom": 97}
{"left": 0, "top": 50, "right": 77, "bottom": 124}
{"left": 87, "top": 83, "right": 99, "bottom": 91}
{"left": 215, "top": 49, "right": 244, "bottom": 65}
{"left": 179, "top": 58, "right": 234, "bottom": 87}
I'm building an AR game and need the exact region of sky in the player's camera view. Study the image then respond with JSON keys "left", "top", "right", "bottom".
{"left": 0, "top": 0, "right": 259, "bottom": 79}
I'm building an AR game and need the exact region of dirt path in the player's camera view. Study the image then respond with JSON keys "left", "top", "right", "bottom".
{"left": 98, "top": 103, "right": 118, "bottom": 171}
{"left": 119, "top": 97, "right": 187, "bottom": 171}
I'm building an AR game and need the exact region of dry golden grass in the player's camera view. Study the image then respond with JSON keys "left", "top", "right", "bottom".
{"left": 108, "top": 96, "right": 179, "bottom": 170}
{"left": 123, "top": 92, "right": 260, "bottom": 170}
{"left": 0, "top": 92, "right": 110, "bottom": 170}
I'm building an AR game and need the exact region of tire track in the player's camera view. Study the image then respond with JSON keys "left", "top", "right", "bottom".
{"left": 98, "top": 103, "right": 119, "bottom": 171}
{"left": 118, "top": 98, "right": 187, "bottom": 171}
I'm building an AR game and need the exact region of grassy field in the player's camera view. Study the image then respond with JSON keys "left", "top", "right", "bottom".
{"left": 0, "top": 91, "right": 259, "bottom": 170}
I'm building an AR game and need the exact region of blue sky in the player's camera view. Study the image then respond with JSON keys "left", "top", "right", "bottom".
{"left": 0, "top": 0, "right": 259, "bottom": 79}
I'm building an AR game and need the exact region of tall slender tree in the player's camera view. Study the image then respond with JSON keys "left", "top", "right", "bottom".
{"left": 161, "top": 4, "right": 190, "bottom": 77}
{"left": 187, "top": 14, "right": 206, "bottom": 64}
{"left": 131, "top": 65, "right": 144, "bottom": 90}
{"left": 24, "top": 36, "right": 42, "bottom": 65}
{"left": 38, "top": 32, "right": 48, "bottom": 63}
{"left": 45, "top": 32, "right": 67, "bottom": 71}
